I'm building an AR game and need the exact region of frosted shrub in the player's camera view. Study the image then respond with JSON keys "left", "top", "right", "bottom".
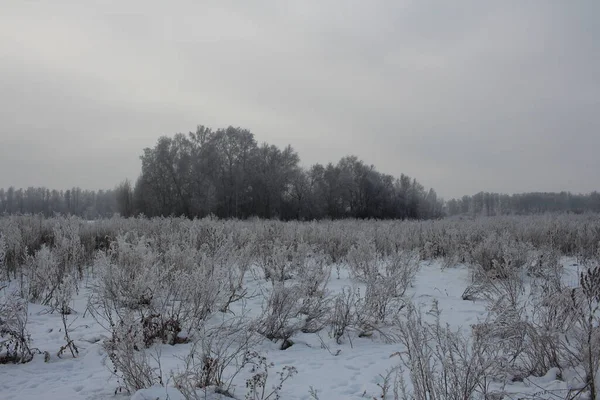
{"left": 0, "top": 218, "right": 24, "bottom": 279}
{"left": 191, "top": 219, "right": 230, "bottom": 256}
{"left": 330, "top": 286, "right": 364, "bottom": 344}
{"left": 104, "top": 311, "right": 162, "bottom": 394}
{"left": 465, "top": 252, "right": 530, "bottom": 379}
{"left": 91, "top": 235, "right": 160, "bottom": 311}
{"left": 468, "top": 232, "right": 531, "bottom": 279}
{"left": 220, "top": 247, "right": 252, "bottom": 313}
{"left": 463, "top": 234, "right": 531, "bottom": 302}
{"left": 185, "top": 234, "right": 251, "bottom": 314}
{"left": 576, "top": 223, "right": 600, "bottom": 262}
{"left": 527, "top": 245, "right": 563, "bottom": 283}
{"left": 22, "top": 244, "right": 77, "bottom": 313}
{"left": 243, "top": 351, "right": 297, "bottom": 400}
{"left": 89, "top": 236, "right": 168, "bottom": 343}
{"left": 90, "top": 234, "right": 228, "bottom": 343}
{"left": 364, "top": 278, "right": 406, "bottom": 325}
{"left": 52, "top": 217, "right": 85, "bottom": 279}
{"left": 349, "top": 249, "right": 418, "bottom": 325}
{"left": 320, "top": 225, "right": 352, "bottom": 263}
{"left": 0, "top": 287, "right": 33, "bottom": 364}
{"left": 0, "top": 234, "right": 6, "bottom": 273}
{"left": 159, "top": 244, "right": 221, "bottom": 334}
{"left": 418, "top": 224, "right": 466, "bottom": 263}
{"left": 53, "top": 272, "right": 78, "bottom": 315}
{"left": 172, "top": 256, "right": 227, "bottom": 334}
{"left": 256, "top": 283, "right": 303, "bottom": 347}
{"left": 421, "top": 240, "right": 443, "bottom": 261}
{"left": 255, "top": 239, "right": 284, "bottom": 283}
{"left": 472, "top": 261, "right": 526, "bottom": 309}
{"left": 567, "top": 263, "right": 600, "bottom": 399}
{"left": 347, "top": 237, "right": 378, "bottom": 282}
{"left": 472, "top": 263, "right": 578, "bottom": 381}
{"left": 295, "top": 252, "right": 332, "bottom": 333}
{"left": 296, "top": 252, "right": 331, "bottom": 298}
{"left": 373, "top": 222, "right": 401, "bottom": 257}
{"left": 23, "top": 245, "right": 57, "bottom": 303}
{"left": 519, "top": 322, "right": 569, "bottom": 379}
{"left": 472, "top": 262, "right": 600, "bottom": 389}
{"left": 255, "top": 238, "right": 310, "bottom": 284}
{"left": 79, "top": 219, "right": 115, "bottom": 263}
{"left": 382, "top": 250, "right": 420, "bottom": 297}
{"left": 174, "top": 318, "right": 259, "bottom": 398}
{"left": 393, "top": 301, "right": 496, "bottom": 400}
{"left": 471, "top": 298, "right": 529, "bottom": 381}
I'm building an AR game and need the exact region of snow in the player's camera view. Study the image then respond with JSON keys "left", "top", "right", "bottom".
{"left": 0, "top": 259, "right": 581, "bottom": 400}
{"left": 130, "top": 386, "right": 186, "bottom": 400}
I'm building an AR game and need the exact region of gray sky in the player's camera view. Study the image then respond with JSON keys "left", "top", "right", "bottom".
{"left": 1, "top": 1, "right": 599, "bottom": 199}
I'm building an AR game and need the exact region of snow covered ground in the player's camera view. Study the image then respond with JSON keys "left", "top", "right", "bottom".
{"left": 0, "top": 258, "right": 585, "bottom": 400}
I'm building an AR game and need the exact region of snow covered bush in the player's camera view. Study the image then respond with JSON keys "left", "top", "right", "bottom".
{"left": 364, "top": 278, "right": 407, "bottom": 325}
{"left": 22, "top": 245, "right": 56, "bottom": 303}
{"left": 470, "top": 297, "right": 530, "bottom": 381}
{"left": 243, "top": 351, "right": 297, "bottom": 400}
{"left": 470, "top": 256, "right": 599, "bottom": 385}
{"left": 348, "top": 247, "right": 418, "bottom": 325}
{"left": 468, "top": 232, "right": 532, "bottom": 279}
{"left": 255, "top": 283, "right": 303, "bottom": 348}
{"left": 0, "top": 217, "right": 25, "bottom": 280}
{"left": 103, "top": 311, "right": 163, "bottom": 394}
{"left": 220, "top": 248, "right": 252, "bottom": 313}
{"left": 527, "top": 246, "right": 563, "bottom": 282}
{"left": 89, "top": 234, "right": 160, "bottom": 314}
{"left": 319, "top": 225, "right": 352, "bottom": 264}
{"left": 174, "top": 318, "right": 259, "bottom": 398}
{"left": 255, "top": 236, "right": 311, "bottom": 284}
{"left": 89, "top": 232, "right": 231, "bottom": 345}
{"left": 330, "top": 286, "right": 363, "bottom": 344}
{"left": 21, "top": 244, "right": 78, "bottom": 313}
{"left": 347, "top": 236, "right": 378, "bottom": 282}
{"left": 0, "top": 233, "right": 6, "bottom": 278}
{"left": 296, "top": 252, "right": 333, "bottom": 333}
{"left": 505, "top": 259, "right": 575, "bottom": 378}
{"left": 463, "top": 234, "right": 532, "bottom": 303}
{"left": 0, "top": 286, "right": 33, "bottom": 364}
{"left": 567, "top": 263, "right": 600, "bottom": 399}
{"left": 393, "top": 300, "right": 497, "bottom": 400}
{"left": 381, "top": 250, "right": 420, "bottom": 297}
{"left": 372, "top": 223, "right": 399, "bottom": 257}
{"left": 51, "top": 217, "right": 85, "bottom": 279}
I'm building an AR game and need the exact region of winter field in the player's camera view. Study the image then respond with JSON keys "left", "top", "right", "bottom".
{"left": 1, "top": 215, "right": 600, "bottom": 400}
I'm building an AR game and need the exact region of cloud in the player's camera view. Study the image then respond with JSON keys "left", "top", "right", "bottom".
{"left": 1, "top": 0, "right": 599, "bottom": 197}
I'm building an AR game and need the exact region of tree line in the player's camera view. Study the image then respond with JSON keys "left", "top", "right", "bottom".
{"left": 0, "top": 125, "right": 443, "bottom": 220}
{"left": 3, "top": 125, "right": 599, "bottom": 220}
{"left": 119, "top": 125, "right": 444, "bottom": 220}
{"left": 0, "top": 186, "right": 116, "bottom": 218}
{"left": 446, "top": 191, "right": 600, "bottom": 217}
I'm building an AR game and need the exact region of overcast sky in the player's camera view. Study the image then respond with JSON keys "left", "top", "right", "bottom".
{"left": 1, "top": 1, "right": 599, "bottom": 199}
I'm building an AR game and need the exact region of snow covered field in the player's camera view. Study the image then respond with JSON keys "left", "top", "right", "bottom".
{"left": 1, "top": 216, "right": 599, "bottom": 400}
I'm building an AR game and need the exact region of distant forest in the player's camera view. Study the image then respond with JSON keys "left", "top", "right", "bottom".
{"left": 0, "top": 125, "right": 598, "bottom": 220}
{"left": 446, "top": 191, "right": 600, "bottom": 217}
